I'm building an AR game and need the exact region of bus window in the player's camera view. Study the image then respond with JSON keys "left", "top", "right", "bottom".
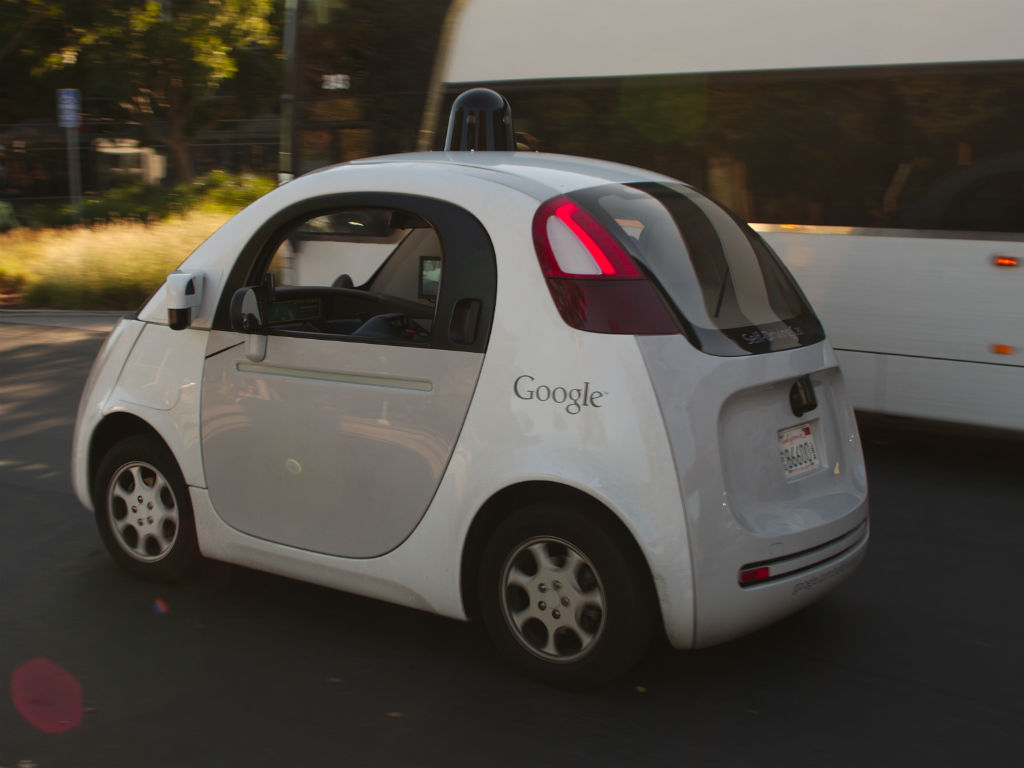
{"left": 441, "top": 64, "right": 1024, "bottom": 235}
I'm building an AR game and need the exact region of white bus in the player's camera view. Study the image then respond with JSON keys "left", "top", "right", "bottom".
{"left": 422, "top": 0, "right": 1024, "bottom": 432}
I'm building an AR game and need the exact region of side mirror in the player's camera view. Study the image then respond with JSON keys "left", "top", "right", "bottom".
{"left": 166, "top": 271, "right": 204, "bottom": 330}
{"left": 229, "top": 287, "right": 264, "bottom": 332}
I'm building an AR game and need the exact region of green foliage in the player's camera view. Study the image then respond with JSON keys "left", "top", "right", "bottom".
{"left": 0, "top": 201, "right": 18, "bottom": 231}
{"left": 0, "top": 0, "right": 85, "bottom": 120}
{"left": 188, "top": 170, "right": 276, "bottom": 212}
{"left": 4, "top": 0, "right": 281, "bottom": 181}
{"left": 12, "top": 171, "right": 274, "bottom": 228}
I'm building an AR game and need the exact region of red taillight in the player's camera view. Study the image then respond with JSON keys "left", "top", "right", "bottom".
{"left": 739, "top": 566, "right": 772, "bottom": 585}
{"left": 532, "top": 196, "right": 678, "bottom": 334}
{"left": 548, "top": 200, "right": 639, "bottom": 276}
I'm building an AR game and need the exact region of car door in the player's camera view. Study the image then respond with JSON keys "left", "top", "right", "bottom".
{"left": 200, "top": 192, "right": 496, "bottom": 558}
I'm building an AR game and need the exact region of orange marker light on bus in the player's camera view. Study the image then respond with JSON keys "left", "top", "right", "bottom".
{"left": 993, "top": 256, "right": 1018, "bottom": 267}
{"left": 991, "top": 345, "right": 1016, "bottom": 355}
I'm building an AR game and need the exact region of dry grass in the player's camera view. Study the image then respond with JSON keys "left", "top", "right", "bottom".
{"left": 0, "top": 212, "right": 231, "bottom": 309}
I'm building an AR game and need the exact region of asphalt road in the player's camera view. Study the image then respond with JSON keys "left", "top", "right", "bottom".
{"left": 2, "top": 319, "right": 1023, "bottom": 767}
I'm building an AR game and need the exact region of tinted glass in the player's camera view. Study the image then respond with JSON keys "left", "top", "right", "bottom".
{"left": 448, "top": 61, "right": 1024, "bottom": 233}
{"left": 571, "top": 183, "right": 824, "bottom": 355}
{"left": 262, "top": 206, "right": 442, "bottom": 343}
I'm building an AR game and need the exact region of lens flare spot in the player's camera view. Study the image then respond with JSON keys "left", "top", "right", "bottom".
{"left": 11, "top": 658, "right": 83, "bottom": 734}
{"left": 153, "top": 597, "right": 170, "bottom": 615}
{"left": 285, "top": 458, "right": 302, "bottom": 475}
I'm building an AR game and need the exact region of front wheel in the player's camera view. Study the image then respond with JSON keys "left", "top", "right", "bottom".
{"left": 478, "top": 501, "right": 655, "bottom": 687}
{"left": 93, "top": 434, "right": 201, "bottom": 581}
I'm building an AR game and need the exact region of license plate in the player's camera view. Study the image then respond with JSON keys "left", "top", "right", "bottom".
{"left": 778, "top": 422, "right": 821, "bottom": 479}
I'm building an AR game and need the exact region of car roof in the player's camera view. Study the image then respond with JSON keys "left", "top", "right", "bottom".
{"left": 325, "top": 151, "right": 683, "bottom": 201}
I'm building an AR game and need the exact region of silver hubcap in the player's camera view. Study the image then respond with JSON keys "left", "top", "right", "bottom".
{"left": 106, "top": 461, "right": 179, "bottom": 563}
{"left": 500, "top": 536, "right": 606, "bottom": 663}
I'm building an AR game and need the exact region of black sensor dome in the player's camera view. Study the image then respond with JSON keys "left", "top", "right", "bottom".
{"left": 444, "top": 88, "right": 515, "bottom": 151}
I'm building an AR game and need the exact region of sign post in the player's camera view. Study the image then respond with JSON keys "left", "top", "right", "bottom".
{"left": 57, "top": 89, "right": 82, "bottom": 221}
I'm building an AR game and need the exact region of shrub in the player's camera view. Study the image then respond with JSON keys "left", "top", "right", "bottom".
{"left": 188, "top": 171, "right": 276, "bottom": 212}
{"left": 0, "top": 201, "right": 18, "bottom": 232}
{"left": 10, "top": 171, "right": 274, "bottom": 228}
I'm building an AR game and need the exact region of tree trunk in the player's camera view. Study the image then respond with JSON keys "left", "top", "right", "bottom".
{"left": 165, "top": 134, "right": 195, "bottom": 183}
{"left": 165, "top": 112, "right": 195, "bottom": 184}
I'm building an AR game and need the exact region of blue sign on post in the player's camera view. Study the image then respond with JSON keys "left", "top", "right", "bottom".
{"left": 57, "top": 89, "right": 83, "bottom": 220}
{"left": 57, "top": 88, "right": 81, "bottom": 129}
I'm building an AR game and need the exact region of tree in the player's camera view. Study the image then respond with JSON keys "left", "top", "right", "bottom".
{"left": 0, "top": 0, "right": 87, "bottom": 122}
{"left": 49, "top": 0, "right": 280, "bottom": 182}
{"left": 0, "top": 0, "right": 61, "bottom": 66}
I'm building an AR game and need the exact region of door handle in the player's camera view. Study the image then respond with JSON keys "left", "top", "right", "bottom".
{"left": 449, "top": 298, "right": 481, "bottom": 345}
{"left": 245, "top": 334, "right": 267, "bottom": 362}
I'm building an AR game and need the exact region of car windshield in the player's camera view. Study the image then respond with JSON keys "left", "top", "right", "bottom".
{"left": 571, "top": 182, "right": 825, "bottom": 355}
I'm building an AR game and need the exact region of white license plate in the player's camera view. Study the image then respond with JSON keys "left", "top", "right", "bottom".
{"left": 778, "top": 422, "right": 821, "bottom": 479}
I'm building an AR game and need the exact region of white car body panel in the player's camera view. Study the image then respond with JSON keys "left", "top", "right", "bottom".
{"left": 200, "top": 334, "right": 484, "bottom": 559}
{"left": 71, "top": 323, "right": 209, "bottom": 507}
{"left": 110, "top": 325, "right": 209, "bottom": 487}
{"left": 71, "top": 318, "right": 146, "bottom": 509}
{"left": 192, "top": 330, "right": 696, "bottom": 644}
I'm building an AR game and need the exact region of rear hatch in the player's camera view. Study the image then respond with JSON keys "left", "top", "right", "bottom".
{"left": 570, "top": 182, "right": 869, "bottom": 644}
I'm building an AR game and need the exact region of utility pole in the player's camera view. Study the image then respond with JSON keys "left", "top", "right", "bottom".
{"left": 278, "top": 0, "right": 299, "bottom": 183}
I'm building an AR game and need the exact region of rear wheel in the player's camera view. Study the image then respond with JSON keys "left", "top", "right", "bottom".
{"left": 93, "top": 435, "right": 200, "bottom": 581}
{"left": 478, "top": 501, "right": 655, "bottom": 687}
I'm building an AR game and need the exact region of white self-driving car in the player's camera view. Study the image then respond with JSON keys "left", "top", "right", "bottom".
{"left": 72, "top": 146, "right": 868, "bottom": 685}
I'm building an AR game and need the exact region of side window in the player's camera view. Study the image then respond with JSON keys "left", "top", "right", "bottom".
{"left": 947, "top": 172, "right": 1024, "bottom": 233}
{"left": 260, "top": 206, "right": 444, "bottom": 344}
{"left": 220, "top": 191, "right": 497, "bottom": 353}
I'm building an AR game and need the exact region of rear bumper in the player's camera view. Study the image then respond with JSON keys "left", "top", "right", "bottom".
{"left": 739, "top": 518, "right": 868, "bottom": 588}
{"left": 692, "top": 505, "right": 869, "bottom": 648}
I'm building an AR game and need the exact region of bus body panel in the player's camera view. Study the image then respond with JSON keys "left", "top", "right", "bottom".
{"left": 761, "top": 228, "right": 1023, "bottom": 429}
{"left": 443, "top": 0, "right": 1024, "bottom": 84}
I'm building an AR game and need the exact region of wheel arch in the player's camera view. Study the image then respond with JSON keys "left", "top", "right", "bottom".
{"left": 88, "top": 413, "right": 174, "bottom": 505}
{"left": 459, "top": 481, "right": 660, "bottom": 625}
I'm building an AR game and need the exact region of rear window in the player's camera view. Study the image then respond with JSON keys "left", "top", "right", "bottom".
{"left": 571, "top": 182, "right": 825, "bottom": 355}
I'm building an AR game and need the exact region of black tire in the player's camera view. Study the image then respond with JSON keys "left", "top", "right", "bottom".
{"left": 93, "top": 434, "right": 201, "bottom": 582}
{"left": 478, "top": 500, "right": 655, "bottom": 688}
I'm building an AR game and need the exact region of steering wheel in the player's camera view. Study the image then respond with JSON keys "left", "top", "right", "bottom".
{"left": 352, "top": 313, "right": 429, "bottom": 342}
